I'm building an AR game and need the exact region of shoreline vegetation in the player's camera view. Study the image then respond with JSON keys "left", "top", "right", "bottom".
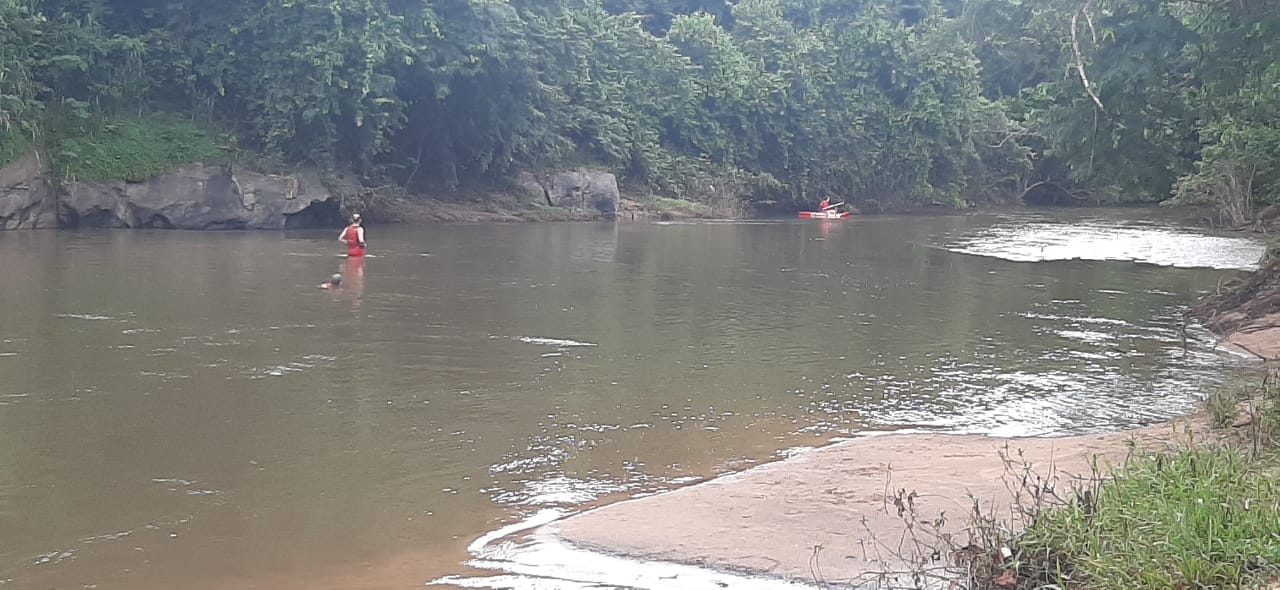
{"left": 3, "top": 1, "right": 1278, "bottom": 226}
{"left": 534, "top": 255, "right": 1280, "bottom": 590}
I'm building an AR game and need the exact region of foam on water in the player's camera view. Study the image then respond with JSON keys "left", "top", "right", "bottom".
{"left": 54, "top": 313, "right": 119, "bottom": 321}
{"left": 431, "top": 509, "right": 827, "bottom": 590}
{"left": 517, "top": 337, "right": 599, "bottom": 348}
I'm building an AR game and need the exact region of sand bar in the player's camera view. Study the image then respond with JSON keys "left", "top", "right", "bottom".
{"left": 545, "top": 418, "right": 1211, "bottom": 588}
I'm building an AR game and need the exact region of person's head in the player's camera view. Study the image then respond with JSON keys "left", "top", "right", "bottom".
{"left": 330, "top": 273, "right": 343, "bottom": 287}
{"left": 351, "top": 213, "right": 362, "bottom": 226}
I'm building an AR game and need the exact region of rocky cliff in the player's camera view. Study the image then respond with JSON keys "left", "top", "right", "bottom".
{"left": 0, "top": 151, "right": 59, "bottom": 230}
{"left": 0, "top": 149, "right": 341, "bottom": 230}
{"left": 2, "top": 151, "right": 628, "bottom": 230}
{"left": 61, "top": 166, "right": 339, "bottom": 229}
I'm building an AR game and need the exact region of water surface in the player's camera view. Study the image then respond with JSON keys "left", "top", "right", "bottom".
{"left": 0, "top": 209, "right": 1262, "bottom": 589}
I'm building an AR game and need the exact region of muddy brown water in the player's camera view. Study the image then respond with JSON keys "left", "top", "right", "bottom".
{"left": 0, "top": 209, "right": 1265, "bottom": 589}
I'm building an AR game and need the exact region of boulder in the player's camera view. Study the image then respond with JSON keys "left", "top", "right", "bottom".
{"left": 515, "top": 171, "right": 550, "bottom": 205}
{"left": 520, "top": 168, "right": 619, "bottom": 215}
{"left": 61, "top": 165, "right": 338, "bottom": 230}
{"left": 0, "top": 150, "right": 58, "bottom": 230}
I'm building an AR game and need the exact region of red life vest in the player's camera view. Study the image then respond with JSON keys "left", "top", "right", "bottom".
{"left": 343, "top": 225, "right": 365, "bottom": 257}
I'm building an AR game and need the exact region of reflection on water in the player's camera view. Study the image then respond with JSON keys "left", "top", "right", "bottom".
{"left": 0, "top": 210, "right": 1264, "bottom": 590}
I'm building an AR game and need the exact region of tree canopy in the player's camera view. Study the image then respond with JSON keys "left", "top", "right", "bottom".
{"left": 0, "top": 0, "right": 1276, "bottom": 214}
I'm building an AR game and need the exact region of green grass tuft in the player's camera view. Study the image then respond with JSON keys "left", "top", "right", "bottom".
{"left": 1207, "top": 385, "right": 1249, "bottom": 429}
{"left": 50, "top": 115, "right": 227, "bottom": 182}
{"left": 650, "top": 196, "right": 712, "bottom": 216}
{"left": 1015, "top": 446, "right": 1280, "bottom": 590}
{"left": 0, "top": 129, "right": 34, "bottom": 168}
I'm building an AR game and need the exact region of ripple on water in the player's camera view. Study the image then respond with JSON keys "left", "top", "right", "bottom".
{"left": 1020, "top": 311, "right": 1130, "bottom": 326}
{"left": 246, "top": 354, "right": 336, "bottom": 378}
{"left": 152, "top": 478, "right": 224, "bottom": 497}
{"left": 516, "top": 336, "right": 598, "bottom": 348}
{"left": 139, "top": 370, "right": 189, "bottom": 381}
{"left": 861, "top": 360, "right": 1219, "bottom": 437}
{"left": 81, "top": 530, "right": 134, "bottom": 544}
{"left": 54, "top": 313, "right": 120, "bottom": 321}
{"left": 491, "top": 475, "right": 629, "bottom": 506}
{"left": 945, "top": 220, "right": 1265, "bottom": 270}
{"left": 31, "top": 549, "right": 76, "bottom": 566}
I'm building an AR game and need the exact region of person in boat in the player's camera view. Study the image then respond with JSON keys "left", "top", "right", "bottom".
{"left": 818, "top": 197, "right": 831, "bottom": 211}
{"left": 339, "top": 213, "right": 366, "bottom": 257}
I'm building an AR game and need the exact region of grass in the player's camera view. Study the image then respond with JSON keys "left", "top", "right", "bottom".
{"left": 925, "top": 373, "right": 1280, "bottom": 590}
{"left": 1208, "top": 384, "right": 1250, "bottom": 429}
{"left": 1207, "top": 376, "right": 1280, "bottom": 444}
{"left": 49, "top": 114, "right": 227, "bottom": 182}
{"left": 0, "top": 128, "right": 34, "bottom": 168}
{"left": 969, "top": 374, "right": 1280, "bottom": 590}
{"left": 650, "top": 196, "right": 712, "bottom": 217}
{"left": 520, "top": 203, "right": 592, "bottom": 221}
{"left": 1011, "top": 446, "right": 1280, "bottom": 589}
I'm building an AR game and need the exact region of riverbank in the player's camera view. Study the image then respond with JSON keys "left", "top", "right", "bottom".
{"left": 1192, "top": 251, "right": 1280, "bottom": 362}
{"left": 1, "top": 144, "right": 744, "bottom": 228}
{"left": 543, "top": 417, "right": 1222, "bottom": 588}
{"left": 376, "top": 194, "right": 736, "bottom": 223}
{"left": 538, "top": 393, "right": 1280, "bottom": 590}
{"left": 529, "top": 257, "right": 1280, "bottom": 589}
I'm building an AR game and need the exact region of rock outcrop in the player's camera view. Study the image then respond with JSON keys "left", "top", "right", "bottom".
{"left": 0, "top": 150, "right": 59, "bottom": 230}
{"left": 518, "top": 168, "right": 619, "bottom": 216}
{"left": 1, "top": 149, "right": 341, "bottom": 231}
{"left": 59, "top": 166, "right": 338, "bottom": 230}
{"left": 4, "top": 155, "right": 625, "bottom": 230}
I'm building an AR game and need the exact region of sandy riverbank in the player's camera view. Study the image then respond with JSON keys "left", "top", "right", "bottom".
{"left": 542, "top": 415, "right": 1218, "bottom": 588}
{"left": 529, "top": 243, "right": 1280, "bottom": 589}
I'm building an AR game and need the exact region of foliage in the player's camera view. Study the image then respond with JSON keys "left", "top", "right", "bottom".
{"left": 1171, "top": 119, "right": 1280, "bottom": 226}
{"left": 50, "top": 115, "right": 226, "bottom": 182}
{"left": 1014, "top": 446, "right": 1280, "bottom": 590}
{"left": 1, "top": 0, "right": 1277, "bottom": 214}
{"left": 650, "top": 196, "right": 710, "bottom": 216}
{"left": 0, "top": 0, "right": 42, "bottom": 135}
{"left": 0, "top": 130, "right": 33, "bottom": 168}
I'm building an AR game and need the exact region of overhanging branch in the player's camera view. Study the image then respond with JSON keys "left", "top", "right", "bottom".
{"left": 1071, "top": 0, "right": 1106, "bottom": 113}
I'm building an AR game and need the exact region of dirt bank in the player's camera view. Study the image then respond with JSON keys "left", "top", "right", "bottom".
{"left": 1192, "top": 252, "right": 1280, "bottom": 361}
{"left": 544, "top": 417, "right": 1214, "bottom": 587}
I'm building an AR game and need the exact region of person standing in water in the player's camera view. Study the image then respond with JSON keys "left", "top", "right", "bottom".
{"left": 339, "top": 213, "right": 366, "bottom": 257}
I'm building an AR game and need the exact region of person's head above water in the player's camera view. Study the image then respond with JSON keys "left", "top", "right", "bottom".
{"left": 319, "top": 273, "right": 343, "bottom": 289}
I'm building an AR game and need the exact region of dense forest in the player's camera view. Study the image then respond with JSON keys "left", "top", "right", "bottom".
{"left": 0, "top": 0, "right": 1277, "bottom": 216}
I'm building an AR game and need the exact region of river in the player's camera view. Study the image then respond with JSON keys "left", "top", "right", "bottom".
{"left": 0, "top": 209, "right": 1265, "bottom": 589}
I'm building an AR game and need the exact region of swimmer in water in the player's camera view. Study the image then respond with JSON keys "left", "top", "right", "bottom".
{"left": 318, "top": 273, "right": 343, "bottom": 289}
